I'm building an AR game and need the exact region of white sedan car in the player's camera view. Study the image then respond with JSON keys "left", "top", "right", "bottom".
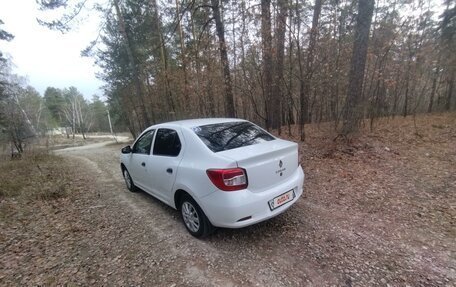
{"left": 120, "top": 118, "right": 304, "bottom": 237}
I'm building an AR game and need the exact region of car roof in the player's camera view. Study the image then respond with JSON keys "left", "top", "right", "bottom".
{"left": 152, "top": 118, "right": 247, "bottom": 129}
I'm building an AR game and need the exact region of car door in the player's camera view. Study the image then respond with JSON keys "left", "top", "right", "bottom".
{"left": 145, "top": 128, "right": 183, "bottom": 203}
{"left": 128, "top": 130, "right": 155, "bottom": 189}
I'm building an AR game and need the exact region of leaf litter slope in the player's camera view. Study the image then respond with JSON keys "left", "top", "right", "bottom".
{"left": 290, "top": 113, "right": 455, "bottom": 286}
{"left": 1, "top": 113, "right": 454, "bottom": 286}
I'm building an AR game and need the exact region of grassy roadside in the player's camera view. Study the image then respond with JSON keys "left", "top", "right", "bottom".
{"left": 0, "top": 153, "right": 97, "bottom": 285}
{"left": 0, "top": 153, "right": 76, "bottom": 253}
{"left": 0, "top": 153, "right": 72, "bottom": 201}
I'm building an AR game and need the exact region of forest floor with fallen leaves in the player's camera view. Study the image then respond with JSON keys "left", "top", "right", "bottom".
{"left": 0, "top": 113, "right": 454, "bottom": 286}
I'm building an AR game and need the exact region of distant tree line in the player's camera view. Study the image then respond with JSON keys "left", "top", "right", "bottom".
{"left": 34, "top": 0, "right": 456, "bottom": 139}
{"left": 42, "top": 87, "right": 116, "bottom": 138}
{"left": 0, "top": 53, "right": 116, "bottom": 154}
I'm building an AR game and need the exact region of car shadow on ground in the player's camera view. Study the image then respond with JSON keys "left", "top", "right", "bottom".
{"left": 208, "top": 212, "right": 301, "bottom": 242}
{"left": 133, "top": 189, "right": 180, "bottom": 219}
{"left": 132, "top": 187, "right": 303, "bottom": 245}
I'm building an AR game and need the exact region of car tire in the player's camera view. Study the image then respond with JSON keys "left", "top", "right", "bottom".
{"left": 122, "top": 168, "right": 137, "bottom": 192}
{"left": 180, "top": 194, "right": 214, "bottom": 238}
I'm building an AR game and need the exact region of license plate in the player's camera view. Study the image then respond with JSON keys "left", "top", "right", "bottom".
{"left": 268, "top": 189, "right": 295, "bottom": 211}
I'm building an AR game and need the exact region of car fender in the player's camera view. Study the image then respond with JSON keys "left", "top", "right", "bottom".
{"left": 172, "top": 182, "right": 217, "bottom": 222}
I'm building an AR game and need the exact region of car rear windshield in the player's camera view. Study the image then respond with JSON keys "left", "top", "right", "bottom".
{"left": 192, "top": 121, "right": 275, "bottom": 152}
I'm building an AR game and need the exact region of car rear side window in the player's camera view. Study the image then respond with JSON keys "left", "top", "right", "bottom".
{"left": 153, "top": 128, "right": 182, "bottom": 157}
{"left": 132, "top": 130, "right": 155, "bottom": 154}
{"left": 192, "top": 122, "right": 275, "bottom": 152}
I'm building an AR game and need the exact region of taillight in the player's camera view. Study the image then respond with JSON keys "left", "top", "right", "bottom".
{"left": 206, "top": 168, "right": 248, "bottom": 191}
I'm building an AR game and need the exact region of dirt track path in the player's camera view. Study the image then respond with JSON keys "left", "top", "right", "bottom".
{"left": 54, "top": 139, "right": 455, "bottom": 286}
{"left": 54, "top": 141, "right": 340, "bottom": 286}
{"left": 56, "top": 142, "right": 304, "bottom": 286}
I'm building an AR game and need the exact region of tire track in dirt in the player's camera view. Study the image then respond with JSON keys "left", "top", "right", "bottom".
{"left": 55, "top": 142, "right": 340, "bottom": 286}
{"left": 57, "top": 143, "right": 244, "bottom": 286}
{"left": 55, "top": 139, "right": 455, "bottom": 286}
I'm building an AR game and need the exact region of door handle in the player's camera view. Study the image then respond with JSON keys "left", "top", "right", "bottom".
{"left": 166, "top": 168, "right": 173, "bottom": 174}
{"left": 141, "top": 162, "right": 146, "bottom": 167}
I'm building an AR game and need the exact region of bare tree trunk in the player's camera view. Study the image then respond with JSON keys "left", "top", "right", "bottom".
{"left": 211, "top": 0, "right": 235, "bottom": 117}
{"left": 270, "top": 0, "right": 287, "bottom": 133}
{"left": 261, "top": 0, "right": 272, "bottom": 129}
{"left": 299, "top": 0, "right": 323, "bottom": 141}
{"left": 403, "top": 44, "right": 413, "bottom": 118}
{"left": 145, "top": 77, "right": 157, "bottom": 124}
{"left": 75, "top": 98, "right": 86, "bottom": 139}
{"left": 239, "top": 0, "right": 248, "bottom": 119}
{"left": 231, "top": 1, "right": 239, "bottom": 117}
{"left": 341, "top": 0, "right": 375, "bottom": 135}
{"left": 206, "top": 60, "right": 216, "bottom": 116}
{"left": 150, "top": 0, "right": 176, "bottom": 119}
{"left": 331, "top": 1, "right": 344, "bottom": 126}
{"left": 287, "top": 1, "right": 295, "bottom": 136}
{"left": 36, "top": 101, "right": 43, "bottom": 133}
{"left": 295, "top": 0, "right": 305, "bottom": 138}
{"left": 190, "top": 9, "right": 204, "bottom": 116}
{"left": 13, "top": 94, "right": 37, "bottom": 137}
{"left": 122, "top": 93, "right": 139, "bottom": 138}
{"left": 428, "top": 61, "right": 440, "bottom": 113}
{"left": 446, "top": 69, "right": 455, "bottom": 111}
{"left": 391, "top": 69, "right": 402, "bottom": 118}
{"left": 72, "top": 100, "right": 75, "bottom": 140}
{"left": 175, "top": 0, "right": 190, "bottom": 100}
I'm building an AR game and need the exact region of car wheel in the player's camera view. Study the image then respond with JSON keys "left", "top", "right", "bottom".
{"left": 122, "top": 168, "right": 137, "bottom": 192}
{"left": 180, "top": 194, "right": 214, "bottom": 238}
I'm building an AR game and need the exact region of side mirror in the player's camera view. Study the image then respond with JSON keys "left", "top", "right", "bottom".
{"left": 121, "top": 145, "right": 132, "bottom": 154}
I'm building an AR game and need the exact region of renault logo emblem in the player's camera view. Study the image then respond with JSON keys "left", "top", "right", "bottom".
{"left": 279, "top": 160, "right": 283, "bottom": 168}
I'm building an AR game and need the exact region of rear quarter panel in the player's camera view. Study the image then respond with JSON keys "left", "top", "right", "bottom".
{"left": 172, "top": 128, "right": 237, "bottom": 207}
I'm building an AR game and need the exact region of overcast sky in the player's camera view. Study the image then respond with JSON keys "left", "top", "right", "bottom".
{"left": 0, "top": 1, "right": 104, "bottom": 100}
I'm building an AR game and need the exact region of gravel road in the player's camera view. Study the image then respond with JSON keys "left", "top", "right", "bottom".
{"left": 53, "top": 139, "right": 455, "bottom": 287}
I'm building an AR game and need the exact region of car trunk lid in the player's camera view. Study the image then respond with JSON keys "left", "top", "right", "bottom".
{"left": 218, "top": 139, "right": 299, "bottom": 193}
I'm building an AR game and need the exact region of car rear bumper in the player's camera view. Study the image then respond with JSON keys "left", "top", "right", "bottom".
{"left": 199, "top": 166, "right": 305, "bottom": 228}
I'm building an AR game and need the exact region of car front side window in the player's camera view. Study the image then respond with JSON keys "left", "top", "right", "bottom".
{"left": 132, "top": 130, "right": 155, "bottom": 155}
{"left": 153, "top": 128, "right": 181, "bottom": 157}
